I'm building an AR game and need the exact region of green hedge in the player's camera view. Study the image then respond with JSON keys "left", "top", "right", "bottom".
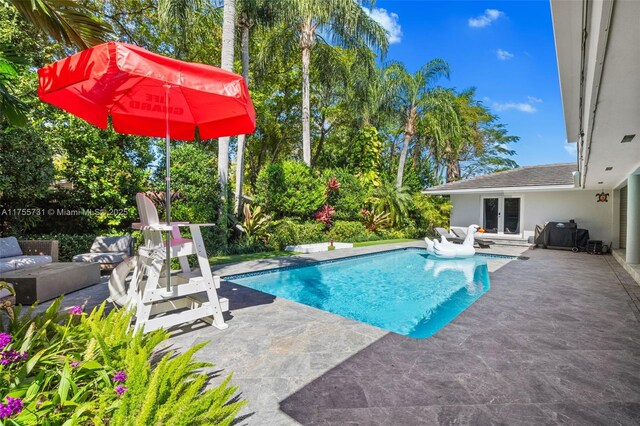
{"left": 327, "top": 221, "right": 367, "bottom": 241}
{"left": 18, "top": 232, "right": 141, "bottom": 261}
{"left": 255, "top": 161, "right": 325, "bottom": 219}
{"left": 267, "top": 219, "right": 325, "bottom": 250}
{"left": 267, "top": 219, "right": 417, "bottom": 250}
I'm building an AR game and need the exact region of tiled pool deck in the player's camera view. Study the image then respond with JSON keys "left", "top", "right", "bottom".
{"left": 45, "top": 243, "right": 640, "bottom": 425}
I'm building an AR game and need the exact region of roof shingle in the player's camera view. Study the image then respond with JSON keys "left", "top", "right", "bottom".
{"left": 424, "top": 163, "right": 577, "bottom": 192}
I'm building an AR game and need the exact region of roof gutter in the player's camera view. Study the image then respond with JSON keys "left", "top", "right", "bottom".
{"left": 422, "top": 184, "right": 578, "bottom": 195}
{"left": 579, "top": 0, "right": 614, "bottom": 189}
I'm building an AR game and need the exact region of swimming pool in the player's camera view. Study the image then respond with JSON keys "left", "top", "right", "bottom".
{"left": 226, "top": 248, "right": 490, "bottom": 338}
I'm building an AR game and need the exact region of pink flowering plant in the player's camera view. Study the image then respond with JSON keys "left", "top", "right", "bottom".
{"left": 0, "top": 299, "right": 245, "bottom": 425}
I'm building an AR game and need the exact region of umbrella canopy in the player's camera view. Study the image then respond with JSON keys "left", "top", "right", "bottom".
{"left": 38, "top": 42, "right": 256, "bottom": 292}
{"left": 37, "top": 41, "right": 256, "bottom": 140}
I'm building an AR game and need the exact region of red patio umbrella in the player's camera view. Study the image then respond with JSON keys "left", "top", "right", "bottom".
{"left": 38, "top": 41, "right": 256, "bottom": 290}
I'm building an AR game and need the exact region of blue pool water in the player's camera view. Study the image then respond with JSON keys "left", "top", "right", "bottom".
{"left": 227, "top": 249, "right": 490, "bottom": 338}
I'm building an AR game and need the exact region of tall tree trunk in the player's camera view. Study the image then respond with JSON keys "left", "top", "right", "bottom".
{"left": 300, "top": 19, "right": 313, "bottom": 166}
{"left": 396, "top": 106, "right": 416, "bottom": 188}
{"left": 412, "top": 142, "right": 420, "bottom": 168}
{"left": 234, "top": 21, "right": 251, "bottom": 215}
{"left": 446, "top": 158, "right": 461, "bottom": 182}
{"left": 312, "top": 117, "right": 328, "bottom": 165}
{"left": 218, "top": 0, "right": 235, "bottom": 240}
{"left": 396, "top": 133, "right": 411, "bottom": 188}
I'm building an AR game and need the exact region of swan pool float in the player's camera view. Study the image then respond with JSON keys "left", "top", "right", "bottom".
{"left": 423, "top": 257, "right": 484, "bottom": 295}
{"left": 424, "top": 224, "right": 485, "bottom": 258}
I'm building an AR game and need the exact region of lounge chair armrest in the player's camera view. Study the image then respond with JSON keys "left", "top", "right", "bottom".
{"left": 131, "top": 223, "right": 174, "bottom": 231}
{"left": 18, "top": 240, "right": 59, "bottom": 262}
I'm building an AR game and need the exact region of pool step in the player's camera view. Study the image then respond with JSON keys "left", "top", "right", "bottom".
{"left": 490, "top": 238, "right": 533, "bottom": 247}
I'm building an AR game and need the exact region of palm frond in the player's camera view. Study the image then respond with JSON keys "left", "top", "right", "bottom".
{"left": 10, "top": 0, "right": 113, "bottom": 49}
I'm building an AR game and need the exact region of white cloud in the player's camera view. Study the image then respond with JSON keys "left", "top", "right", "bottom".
{"left": 468, "top": 9, "right": 504, "bottom": 28}
{"left": 564, "top": 143, "right": 577, "bottom": 156}
{"left": 363, "top": 7, "right": 402, "bottom": 44}
{"left": 496, "top": 49, "right": 514, "bottom": 60}
{"left": 527, "top": 96, "right": 543, "bottom": 103}
{"left": 492, "top": 101, "right": 537, "bottom": 113}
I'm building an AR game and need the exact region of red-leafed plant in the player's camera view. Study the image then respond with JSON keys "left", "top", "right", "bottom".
{"left": 314, "top": 204, "right": 335, "bottom": 228}
{"left": 326, "top": 177, "right": 340, "bottom": 192}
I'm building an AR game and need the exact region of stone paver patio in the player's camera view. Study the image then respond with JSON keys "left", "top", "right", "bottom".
{"left": 41, "top": 243, "right": 640, "bottom": 425}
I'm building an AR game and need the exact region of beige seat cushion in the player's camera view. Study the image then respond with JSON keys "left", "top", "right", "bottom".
{"left": 73, "top": 252, "right": 128, "bottom": 264}
{"left": 11, "top": 255, "right": 52, "bottom": 270}
{"left": 0, "top": 260, "right": 16, "bottom": 273}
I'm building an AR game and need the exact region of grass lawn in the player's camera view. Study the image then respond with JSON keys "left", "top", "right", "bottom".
{"left": 352, "top": 238, "right": 418, "bottom": 247}
{"left": 208, "top": 239, "right": 418, "bottom": 265}
{"left": 209, "top": 250, "right": 295, "bottom": 265}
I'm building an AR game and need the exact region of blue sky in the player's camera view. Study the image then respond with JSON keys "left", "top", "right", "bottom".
{"left": 366, "top": 0, "right": 574, "bottom": 166}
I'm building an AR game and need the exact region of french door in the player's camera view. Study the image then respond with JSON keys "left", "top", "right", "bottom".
{"left": 482, "top": 196, "right": 521, "bottom": 235}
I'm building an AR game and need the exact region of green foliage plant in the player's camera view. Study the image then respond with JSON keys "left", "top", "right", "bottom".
{"left": 348, "top": 126, "right": 383, "bottom": 187}
{"left": 255, "top": 161, "right": 324, "bottom": 219}
{"left": 359, "top": 209, "right": 390, "bottom": 233}
{"left": 239, "top": 204, "right": 271, "bottom": 244}
{"left": 321, "top": 169, "right": 369, "bottom": 221}
{"left": 0, "top": 300, "right": 244, "bottom": 425}
{"left": 369, "top": 181, "right": 412, "bottom": 226}
{"left": 409, "top": 193, "right": 451, "bottom": 237}
{"left": 327, "top": 221, "right": 367, "bottom": 242}
{"left": 0, "top": 127, "right": 54, "bottom": 235}
{"left": 267, "top": 219, "right": 325, "bottom": 250}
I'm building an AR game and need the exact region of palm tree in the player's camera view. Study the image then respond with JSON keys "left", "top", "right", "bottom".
{"left": 282, "top": 1, "right": 388, "bottom": 166}
{"left": 419, "top": 88, "right": 461, "bottom": 183}
{"left": 9, "top": 0, "right": 112, "bottom": 49}
{"left": 3, "top": 1, "right": 112, "bottom": 126}
{"left": 218, "top": 0, "right": 236, "bottom": 202}
{"left": 384, "top": 59, "right": 450, "bottom": 188}
{"left": 370, "top": 181, "right": 412, "bottom": 226}
{"left": 234, "top": 0, "right": 275, "bottom": 214}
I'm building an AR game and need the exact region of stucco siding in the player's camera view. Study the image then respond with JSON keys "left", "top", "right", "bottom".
{"left": 523, "top": 191, "right": 613, "bottom": 243}
{"left": 449, "top": 190, "right": 614, "bottom": 244}
{"left": 450, "top": 194, "right": 481, "bottom": 228}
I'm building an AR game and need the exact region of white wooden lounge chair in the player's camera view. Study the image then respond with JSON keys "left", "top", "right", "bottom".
{"left": 108, "top": 193, "right": 229, "bottom": 333}
{"left": 451, "top": 228, "right": 494, "bottom": 248}
{"left": 435, "top": 227, "right": 465, "bottom": 244}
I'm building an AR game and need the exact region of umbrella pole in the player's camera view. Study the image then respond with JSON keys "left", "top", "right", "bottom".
{"left": 165, "top": 85, "right": 172, "bottom": 293}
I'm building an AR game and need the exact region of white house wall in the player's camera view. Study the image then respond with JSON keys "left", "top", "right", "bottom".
{"left": 450, "top": 194, "right": 482, "bottom": 230}
{"left": 450, "top": 190, "right": 615, "bottom": 245}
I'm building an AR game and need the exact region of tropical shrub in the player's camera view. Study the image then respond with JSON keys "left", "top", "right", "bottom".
{"left": 255, "top": 161, "right": 325, "bottom": 219}
{"left": 347, "top": 126, "right": 383, "bottom": 186}
{"left": 369, "top": 182, "right": 412, "bottom": 226}
{"left": 16, "top": 234, "right": 95, "bottom": 262}
{"left": 321, "top": 169, "right": 370, "bottom": 221}
{"left": 238, "top": 204, "right": 271, "bottom": 244}
{"left": 0, "top": 127, "right": 54, "bottom": 235}
{"left": 327, "top": 221, "right": 367, "bottom": 242}
{"left": 267, "top": 219, "right": 298, "bottom": 250}
{"left": 267, "top": 219, "right": 325, "bottom": 250}
{"left": 158, "top": 143, "right": 225, "bottom": 252}
{"left": 294, "top": 222, "right": 325, "bottom": 244}
{"left": 0, "top": 300, "right": 244, "bottom": 425}
{"left": 360, "top": 209, "right": 391, "bottom": 232}
{"left": 409, "top": 193, "right": 451, "bottom": 236}
{"left": 314, "top": 205, "right": 335, "bottom": 229}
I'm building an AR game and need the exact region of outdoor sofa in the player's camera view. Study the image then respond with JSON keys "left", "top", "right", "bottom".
{"left": 72, "top": 236, "right": 134, "bottom": 272}
{"left": 0, "top": 237, "right": 58, "bottom": 273}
